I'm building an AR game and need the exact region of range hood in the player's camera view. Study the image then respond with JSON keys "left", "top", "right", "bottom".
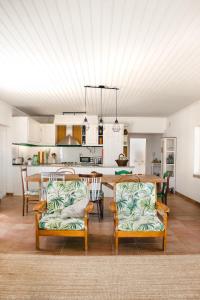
{"left": 56, "top": 126, "right": 80, "bottom": 146}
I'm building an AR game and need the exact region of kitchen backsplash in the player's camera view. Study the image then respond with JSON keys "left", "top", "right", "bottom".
{"left": 12, "top": 145, "right": 103, "bottom": 164}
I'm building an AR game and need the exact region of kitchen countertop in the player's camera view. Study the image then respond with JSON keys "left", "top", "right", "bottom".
{"left": 12, "top": 163, "right": 134, "bottom": 168}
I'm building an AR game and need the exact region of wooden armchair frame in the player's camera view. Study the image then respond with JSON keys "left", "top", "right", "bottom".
{"left": 110, "top": 181, "right": 169, "bottom": 253}
{"left": 33, "top": 201, "right": 93, "bottom": 251}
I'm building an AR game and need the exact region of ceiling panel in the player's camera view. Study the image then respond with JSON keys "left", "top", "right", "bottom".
{"left": 0, "top": 0, "right": 200, "bottom": 116}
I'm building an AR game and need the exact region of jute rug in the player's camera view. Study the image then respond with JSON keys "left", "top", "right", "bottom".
{"left": 0, "top": 254, "right": 200, "bottom": 299}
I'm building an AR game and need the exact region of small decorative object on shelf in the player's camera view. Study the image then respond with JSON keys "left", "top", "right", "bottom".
{"left": 98, "top": 125, "right": 103, "bottom": 145}
{"left": 161, "top": 137, "right": 176, "bottom": 192}
{"left": 166, "top": 154, "right": 174, "bottom": 164}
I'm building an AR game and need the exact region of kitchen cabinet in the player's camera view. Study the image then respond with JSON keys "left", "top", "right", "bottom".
{"left": 161, "top": 137, "right": 176, "bottom": 191}
{"left": 12, "top": 116, "right": 41, "bottom": 144}
{"left": 103, "top": 124, "right": 124, "bottom": 166}
{"left": 85, "top": 125, "right": 98, "bottom": 146}
{"left": 40, "top": 124, "right": 55, "bottom": 145}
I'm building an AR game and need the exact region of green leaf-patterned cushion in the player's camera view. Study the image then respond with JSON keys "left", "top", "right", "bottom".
{"left": 118, "top": 215, "right": 164, "bottom": 231}
{"left": 116, "top": 182, "right": 156, "bottom": 219}
{"left": 39, "top": 212, "right": 84, "bottom": 230}
{"left": 46, "top": 181, "right": 88, "bottom": 214}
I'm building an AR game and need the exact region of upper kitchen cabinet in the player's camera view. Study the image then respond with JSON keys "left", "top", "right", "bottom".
{"left": 12, "top": 116, "right": 41, "bottom": 144}
{"left": 103, "top": 124, "right": 124, "bottom": 166}
{"left": 40, "top": 124, "right": 55, "bottom": 145}
{"left": 84, "top": 125, "right": 98, "bottom": 146}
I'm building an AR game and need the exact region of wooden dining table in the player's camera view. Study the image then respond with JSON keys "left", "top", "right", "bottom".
{"left": 26, "top": 173, "right": 163, "bottom": 190}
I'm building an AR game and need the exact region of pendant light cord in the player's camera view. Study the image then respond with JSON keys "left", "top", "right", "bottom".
{"left": 115, "top": 89, "right": 118, "bottom": 120}
{"left": 85, "top": 87, "right": 87, "bottom": 114}
{"left": 101, "top": 88, "right": 103, "bottom": 118}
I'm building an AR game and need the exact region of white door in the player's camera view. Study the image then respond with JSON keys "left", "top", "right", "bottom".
{"left": 130, "top": 138, "right": 146, "bottom": 174}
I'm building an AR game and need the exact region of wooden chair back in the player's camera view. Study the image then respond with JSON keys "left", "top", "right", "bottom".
{"left": 21, "top": 167, "right": 28, "bottom": 195}
{"left": 41, "top": 172, "right": 65, "bottom": 200}
{"left": 56, "top": 167, "right": 75, "bottom": 174}
{"left": 79, "top": 172, "right": 103, "bottom": 201}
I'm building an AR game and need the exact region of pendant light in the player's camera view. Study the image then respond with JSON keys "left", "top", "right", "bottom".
{"left": 99, "top": 87, "right": 104, "bottom": 128}
{"left": 112, "top": 89, "right": 120, "bottom": 132}
{"left": 83, "top": 86, "right": 89, "bottom": 130}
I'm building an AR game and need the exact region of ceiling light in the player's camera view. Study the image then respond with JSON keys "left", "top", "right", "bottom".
{"left": 99, "top": 88, "right": 104, "bottom": 129}
{"left": 112, "top": 89, "right": 120, "bottom": 132}
{"left": 83, "top": 86, "right": 89, "bottom": 130}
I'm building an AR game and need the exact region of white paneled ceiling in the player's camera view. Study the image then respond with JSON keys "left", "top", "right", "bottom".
{"left": 1, "top": 0, "right": 200, "bottom": 116}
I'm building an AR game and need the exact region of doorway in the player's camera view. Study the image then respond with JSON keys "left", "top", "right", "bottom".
{"left": 130, "top": 138, "right": 146, "bottom": 174}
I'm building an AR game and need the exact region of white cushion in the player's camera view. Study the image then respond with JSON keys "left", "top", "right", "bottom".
{"left": 61, "top": 196, "right": 89, "bottom": 218}
{"left": 25, "top": 190, "right": 39, "bottom": 196}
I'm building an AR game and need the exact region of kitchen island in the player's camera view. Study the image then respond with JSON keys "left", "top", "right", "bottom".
{"left": 12, "top": 164, "right": 135, "bottom": 196}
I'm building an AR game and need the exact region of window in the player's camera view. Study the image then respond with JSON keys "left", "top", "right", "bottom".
{"left": 194, "top": 126, "right": 200, "bottom": 176}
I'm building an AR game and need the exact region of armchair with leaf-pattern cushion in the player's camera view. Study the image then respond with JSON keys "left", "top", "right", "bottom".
{"left": 33, "top": 180, "right": 93, "bottom": 251}
{"left": 110, "top": 181, "right": 169, "bottom": 252}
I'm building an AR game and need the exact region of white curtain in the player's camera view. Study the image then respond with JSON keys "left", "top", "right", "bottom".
{"left": 0, "top": 126, "right": 7, "bottom": 198}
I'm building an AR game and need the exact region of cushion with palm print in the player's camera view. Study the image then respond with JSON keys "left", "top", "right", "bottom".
{"left": 118, "top": 215, "right": 164, "bottom": 231}
{"left": 46, "top": 181, "right": 88, "bottom": 214}
{"left": 116, "top": 182, "right": 156, "bottom": 219}
{"left": 39, "top": 212, "right": 84, "bottom": 230}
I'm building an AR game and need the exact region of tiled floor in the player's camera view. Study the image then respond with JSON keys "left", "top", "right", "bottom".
{"left": 0, "top": 194, "right": 200, "bottom": 255}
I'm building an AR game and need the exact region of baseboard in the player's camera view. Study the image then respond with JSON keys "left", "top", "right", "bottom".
{"left": 175, "top": 191, "right": 200, "bottom": 206}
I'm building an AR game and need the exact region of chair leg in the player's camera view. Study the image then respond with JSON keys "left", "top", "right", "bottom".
{"left": 36, "top": 233, "right": 40, "bottom": 250}
{"left": 22, "top": 195, "right": 25, "bottom": 216}
{"left": 100, "top": 199, "right": 104, "bottom": 219}
{"left": 26, "top": 197, "right": 29, "bottom": 214}
{"left": 163, "top": 235, "right": 167, "bottom": 251}
{"left": 96, "top": 201, "right": 101, "bottom": 222}
{"left": 115, "top": 234, "right": 119, "bottom": 254}
{"left": 85, "top": 232, "right": 88, "bottom": 251}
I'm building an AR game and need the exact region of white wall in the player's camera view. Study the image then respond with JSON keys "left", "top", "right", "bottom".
{"left": 0, "top": 100, "right": 12, "bottom": 196}
{"left": 104, "top": 116, "right": 167, "bottom": 133}
{"left": 165, "top": 100, "right": 200, "bottom": 202}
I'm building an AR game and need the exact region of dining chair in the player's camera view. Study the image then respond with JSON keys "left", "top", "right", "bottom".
{"left": 56, "top": 167, "right": 75, "bottom": 174}
{"left": 79, "top": 172, "right": 104, "bottom": 221}
{"left": 157, "top": 171, "right": 170, "bottom": 205}
{"left": 21, "top": 167, "right": 40, "bottom": 216}
{"left": 41, "top": 172, "right": 65, "bottom": 200}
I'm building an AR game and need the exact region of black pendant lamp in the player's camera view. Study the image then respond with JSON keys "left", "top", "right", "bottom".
{"left": 112, "top": 89, "right": 120, "bottom": 132}
{"left": 83, "top": 86, "right": 89, "bottom": 130}
{"left": 99, "top": 87, "right": 104, "bottom": 128}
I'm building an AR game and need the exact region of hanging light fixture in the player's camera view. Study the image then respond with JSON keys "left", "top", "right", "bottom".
{"left": 99, "top": 87, "right": 104, "bottom": 128}
{"left": 83, "top": 86, "right": 89, "bottom": 130}
{"left": 112, "top": 89, "right": 120, "bottom": 132}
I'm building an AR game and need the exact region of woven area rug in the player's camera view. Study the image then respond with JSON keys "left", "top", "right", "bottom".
{"left": 0, "top": 254, "right": 200, "bottom": 300}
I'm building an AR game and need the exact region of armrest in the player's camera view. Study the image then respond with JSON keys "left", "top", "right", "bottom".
{"left": 33, "top": 200, "right": 47, "bottom": 212}
{"left": 85, "top": 202, "right": 94, "bottom": 214}
{"left": 156, "top": 201, "right": 170, "bottom": 213}
{"left": 109, "top": 200, "right": 117, "bottom": 213}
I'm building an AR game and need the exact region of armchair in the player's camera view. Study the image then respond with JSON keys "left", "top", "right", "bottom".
{"left": 110, "top": 181, "right": 169, "bottom": 252}
{"left": 33, "top": 180, "right": 93, "bottom": 251}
